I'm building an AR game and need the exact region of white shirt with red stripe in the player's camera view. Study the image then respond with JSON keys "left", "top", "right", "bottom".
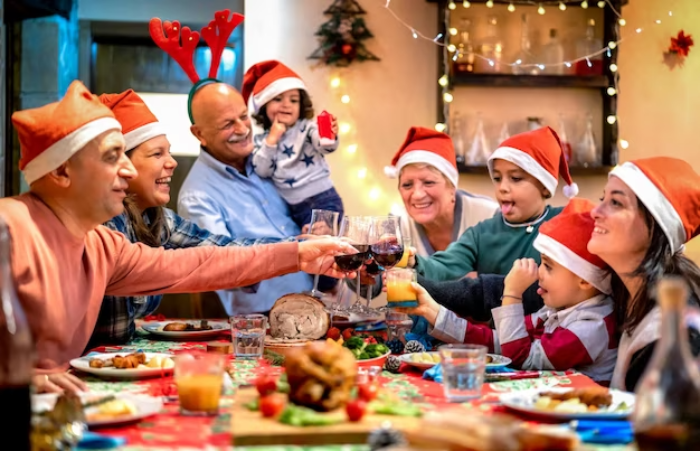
{"left": 430, "top": 294, "right": 618, "bottom": 384}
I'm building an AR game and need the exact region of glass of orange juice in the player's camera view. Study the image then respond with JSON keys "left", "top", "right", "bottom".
{"left": 175, "top": 353, "right": 225, "bottom": 416}
{"left": 386, "top": 268, "right": 418, "bottom": 308}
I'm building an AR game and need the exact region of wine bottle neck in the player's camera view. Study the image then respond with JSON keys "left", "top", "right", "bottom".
{"left": 657, "top": 305, "right": 693, "bottom": 361}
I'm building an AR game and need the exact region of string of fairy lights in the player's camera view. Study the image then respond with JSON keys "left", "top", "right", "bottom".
{"left": 324, "top": 0, "right": 676, "bottom": 207}
{"left": 382, "top": 0, "right": 678, "bottom": 152}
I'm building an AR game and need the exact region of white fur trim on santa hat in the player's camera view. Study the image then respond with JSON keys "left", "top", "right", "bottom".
{"left": 563, "top": 183, "right": 579, "bottom": 198}
{"left": 251, "top": 77, "right": 307, "bottom": 114}
{"left": 534, "top": 233, "right": 612, "bottom": 294}
{"left": 123, "top": 122, "right": 167, "bottom": 151}
{"left": 488, "top": 147, "right": 558, "bottom": 196}
{"left": 390, "top": 150, "right": 459, "bottom": 187}
{"left": 610, "top": 162, "right": 686, "bottom": 253}
{"left": 22, "top": 117, "right": 122, "bottom": 186}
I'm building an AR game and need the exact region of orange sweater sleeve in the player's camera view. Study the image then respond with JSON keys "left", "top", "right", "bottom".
{"left": 98, "top": 226, "right": 300, "bottom": 297}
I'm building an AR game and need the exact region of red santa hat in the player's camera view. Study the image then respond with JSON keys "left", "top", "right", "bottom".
{"left": 488, "top": 126, "right": 578, "bottom": 198}
{"left": 241, "top": 60, "right": 307, "bottom": 114}
{"left": 610, "top": 157, "right": 700, "bottom": 253}
{"left": 11, "top": 80, "right": 121, "bottom": 186}
{"left": 534, "top": 198, "right": 611, "bottom": 294}
{"left": 384, "top": 126, "right": 459, "bottom": 187}
{"left": 99, "top": 90, "right": 166, "bottom": 151}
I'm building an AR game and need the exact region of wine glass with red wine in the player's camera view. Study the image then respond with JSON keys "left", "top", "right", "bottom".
{"left": 367, "top": 216, "right": 404, "bottom": 311}
{"left": 335, "top": 216, "right": 371, "bottom": 313}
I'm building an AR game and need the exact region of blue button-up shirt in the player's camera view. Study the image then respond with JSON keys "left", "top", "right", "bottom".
{"left": 178, "top": 150, "right": 312, "bottom": 314}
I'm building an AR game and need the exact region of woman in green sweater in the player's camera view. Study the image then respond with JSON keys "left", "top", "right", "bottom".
{"left": 413, "top": 126, "right": 576, "bottom": 281}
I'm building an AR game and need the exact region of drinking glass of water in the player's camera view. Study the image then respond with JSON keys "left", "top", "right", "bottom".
{"left": 438, "top": 344, "right": 487, "bottom": 402}
{"left": 230, "top": 314, "right": 267, "bottom": 359}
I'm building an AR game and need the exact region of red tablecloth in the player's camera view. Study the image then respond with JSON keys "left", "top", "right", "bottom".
{"left": 79, "top": 336, "right": 601, "bottom": 450}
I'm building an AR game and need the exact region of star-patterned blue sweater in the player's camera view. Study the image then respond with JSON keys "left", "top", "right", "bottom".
{"left": 252, "top": 118, "right": 339, "bottom": 205}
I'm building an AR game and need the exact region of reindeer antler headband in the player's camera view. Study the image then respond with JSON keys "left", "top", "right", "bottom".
{"left": 149, "top": 10, "right": 244, "bottom": 123}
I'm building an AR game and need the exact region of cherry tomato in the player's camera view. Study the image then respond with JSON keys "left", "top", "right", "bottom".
{"left": 358, "top": 383, "right": 379, "bottom": 402}
{"left": 255, "top": 375, "right": 278, "bottom": 396}
{"left": 260, "top": 394, "right": 286, "bottom": 418}
{"left": 346, "top": 399, "right": 367, "bottom": 422}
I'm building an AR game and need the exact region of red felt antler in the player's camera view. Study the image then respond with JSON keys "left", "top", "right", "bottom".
{"left": 149, "top": 18, "right": 201, "bottom": 83}
{"left": 200, "top": 10, "right": 245, "bottom": 79}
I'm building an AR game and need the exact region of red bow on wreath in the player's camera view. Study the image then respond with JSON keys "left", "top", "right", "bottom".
{"left": 669, "top": 30, "right": 694, "bottom": 57}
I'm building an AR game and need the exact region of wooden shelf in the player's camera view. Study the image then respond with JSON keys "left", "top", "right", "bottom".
{"left": 457, "top": 163, "right": 614, "bottom": 176}
{"left": 452, "top": 73, "right": 609, "bottom": 89}
{"left": 426, "top": 0, "right": 628, "bottom": 5}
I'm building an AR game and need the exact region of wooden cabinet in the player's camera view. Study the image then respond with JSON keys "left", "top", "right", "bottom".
{"left": 428, "top": 0, "right": 625, "bottom": 174}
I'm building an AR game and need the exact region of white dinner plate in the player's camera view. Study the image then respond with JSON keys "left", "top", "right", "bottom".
{"left": 141, "top": 320, "right": 230, "bottom": 339}
{"left": 32, "top": 392, "right": 163, "bottom": 428}
{"left": 500, "top": 387, "right": 635, "bottom": 420}
{"left": 399, "top": 352, "right": 512, "bottom": 370}
{"left": 70, "top": 352, "right": 174, "bottom": 379}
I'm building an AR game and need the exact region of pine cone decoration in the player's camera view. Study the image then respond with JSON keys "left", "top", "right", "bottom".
{"left": 384, "top": 355, "right": 402, "bottom": 373}
{"left": 368, "top": 424, "right": 406, "bottom": 450}
{"left": 404, "top": 340, "right": 426, "bottom": 354}
{"left": 386, "top": 338, "right": 404, "bottom": 355}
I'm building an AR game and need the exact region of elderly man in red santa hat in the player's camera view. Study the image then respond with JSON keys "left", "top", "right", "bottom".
{"left": 0, "top": 81, "right": 353, "bottom": 394}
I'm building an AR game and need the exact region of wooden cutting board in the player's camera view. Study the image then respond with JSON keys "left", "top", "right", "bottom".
{"left": 231, "top": 387, "right": 421, "bottom": 446}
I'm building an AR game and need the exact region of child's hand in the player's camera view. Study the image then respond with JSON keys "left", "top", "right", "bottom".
{"left": 266, "top": 115, "right": 287, "bottom": 145}
{"left": 503, "top": 258, "right": 538, "bottom": 304}
{"left": 330, "top": 115, "right": 338, "bottom": 138}
{"left": 394, "top": 282, "right": 440, "bottom": 326}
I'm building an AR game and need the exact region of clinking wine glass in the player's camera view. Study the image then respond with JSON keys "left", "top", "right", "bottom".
{"left": 305, "top": 209, "right": 340, "bottom": 299}
{"left": 334, "top": 216, "right": 371, "bottom": 313}
{"left": 367, "top": 216, "right": 404, "bottom": 311}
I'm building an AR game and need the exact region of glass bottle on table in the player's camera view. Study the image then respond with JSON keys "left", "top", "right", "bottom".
{"left": 512, "top": 13, "right": 539, "bottom": 76}
{"left": 0, "top": 218, "right": 33, "bottom": 451}
{"left": 476, "top": 16, "right": 504, "bottom": 73}
{"left": 453, "top": 18, "right": 475, "bottom": 75}
{"left": 632, "top": 277, "right": 700, "bottom": 450}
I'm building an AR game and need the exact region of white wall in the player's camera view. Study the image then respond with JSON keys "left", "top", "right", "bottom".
{"left": 78, "top": 0, "right": 243, "bottom": 23}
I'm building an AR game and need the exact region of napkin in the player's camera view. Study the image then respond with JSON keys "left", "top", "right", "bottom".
{"left": 572, "top": 420, "right": 634, "bottom": 444}
{"left": 77, "top": 431, "right": 127, "bottom": 449}
{"left": 422, "top": 363, "right": 514, "bottom": 383}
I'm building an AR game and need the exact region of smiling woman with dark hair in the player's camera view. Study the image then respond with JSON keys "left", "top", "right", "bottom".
{"left": 587, "top": 157, "right": 700, "bottom": 390}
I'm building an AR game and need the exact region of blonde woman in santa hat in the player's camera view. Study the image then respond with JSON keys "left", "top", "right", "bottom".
{"left": 90, "top": 89, "right": 289, "bottom": 346}
{"left": 403, "top": 199, "right": 617, "bottom": 384}
{"left": 412, "top": 126, "right": 576, "bottom": 282}
{"left": 384, "top": 126, "right": 498, "bottom": 258}
{"left": 242, "top": 60, "right": 344, "bottom": 231}
{"left": 1, "top": 81, "right": 354, "bottom": 393}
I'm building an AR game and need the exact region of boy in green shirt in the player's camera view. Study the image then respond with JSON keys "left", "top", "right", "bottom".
{"left": 414, "top": 126, "right": 577, "bottom": 281}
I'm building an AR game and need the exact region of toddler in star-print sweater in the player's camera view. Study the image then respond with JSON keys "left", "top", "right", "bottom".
{"left": 242, "top": 60, "right": 344, "bottom": 230}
